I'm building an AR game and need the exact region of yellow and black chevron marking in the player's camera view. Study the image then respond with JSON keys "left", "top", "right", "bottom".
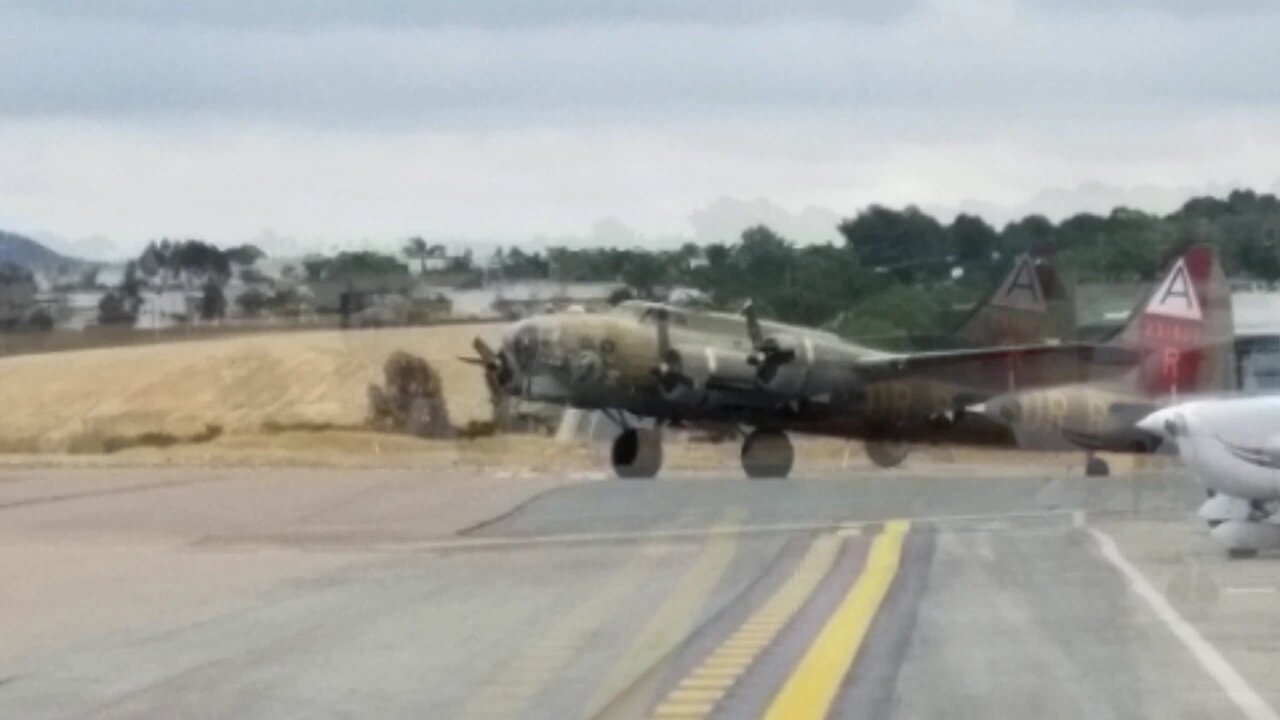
{"left": 647, "top": 520, "right": 910, "bottom": 720}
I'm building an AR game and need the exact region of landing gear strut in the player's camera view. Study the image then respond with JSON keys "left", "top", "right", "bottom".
{"left": 865, "top": 439, "right": 910, "bottom": 469}
{"left": 611, "top": 428, "right": 662, "bottom": 479}
{"left": 741, "top": 429, "right": 794, "bottom": 479}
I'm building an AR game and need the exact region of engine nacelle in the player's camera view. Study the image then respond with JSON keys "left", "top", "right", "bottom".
{"left": 752, "top": 333, "right": 816, "bottom": 398}
{"left": 658, "top": 376, "right": 709, "bottom": 408}
{"left": 758, "top": 362, "right": 810, "bottom": 397}
{"left": 654, "top": 347, "right": 713, "bottom": 409}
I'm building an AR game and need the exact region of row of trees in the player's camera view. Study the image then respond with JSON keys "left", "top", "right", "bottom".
{"left": 482, "top": 190, "right": 1280, "bottom": 337}
{"left": 92, "top": 189, "right": 1280, "bottom": 337}
{"left": 99, "top": 239, "right": 268, "bottom": 324}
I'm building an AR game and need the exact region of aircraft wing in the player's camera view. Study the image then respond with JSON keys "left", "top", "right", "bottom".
{"left": 853, "top": 342, "right": 1140, "bottom": 390}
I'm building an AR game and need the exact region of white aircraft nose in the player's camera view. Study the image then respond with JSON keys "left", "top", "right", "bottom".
{"left": 1136, "top": 408, "right": 1174, "bottom": 438}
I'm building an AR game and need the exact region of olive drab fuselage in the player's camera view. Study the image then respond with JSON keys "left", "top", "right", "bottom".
{"left": 503, "top": 301, "right": 1059, "bottom": 441}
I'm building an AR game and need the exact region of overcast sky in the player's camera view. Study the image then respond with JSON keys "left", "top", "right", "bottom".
{"left": 3, "top": 0, "right": 1280, "bottom": 259}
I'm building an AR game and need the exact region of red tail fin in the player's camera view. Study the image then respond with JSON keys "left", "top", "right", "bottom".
{"left": 955, "top": 253, "right": 1075, "bottom": 346}
{"left": 1111, "top": 245, "right": 1235, "bottom": 397}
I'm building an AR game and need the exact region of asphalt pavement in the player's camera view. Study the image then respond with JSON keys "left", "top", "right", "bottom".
{"left": 1, "top": 464, "right": 1277, "bottom": 719}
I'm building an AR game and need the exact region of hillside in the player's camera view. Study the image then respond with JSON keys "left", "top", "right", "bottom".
{"left": 0, "top": 324, "right": 499, "bottom": 454}
{"left": 0, "top": 230, "right": 75, "bottom": 269}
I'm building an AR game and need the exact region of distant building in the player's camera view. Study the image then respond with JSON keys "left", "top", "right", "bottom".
{"left": 134, "top": 289, "right": 198, "bottom": 330}
{"left": 444, "top": 280, "right": 624, "bottom": 319}
{"left": 306, "top": 274, "right": 415, "bottom": 315}
{"left": 0, "top": 265, "right": 38, "bottom": 326}
{"left": 1232, "top": 291, "right": 1280, "bottom": 391}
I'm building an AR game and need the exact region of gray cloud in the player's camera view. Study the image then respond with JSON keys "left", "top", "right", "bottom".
{"left": 1, "top": 3, "right": 1278, "bottom": 128}
{"left": 689, "top": 198, "right": 842, "bottom": 244}
{"left": 2, "top": 0, "right": 1280, "bottom": 250}
{"left": 3, "top": 1, "right": 915, "bottom": 30}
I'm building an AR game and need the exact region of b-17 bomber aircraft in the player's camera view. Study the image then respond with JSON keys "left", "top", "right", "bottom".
{"left": 467, "top": 254, "right": 1135, "bottom": 479}
{"left": 971, "top": 245, "right": 1236, "bottom": 476}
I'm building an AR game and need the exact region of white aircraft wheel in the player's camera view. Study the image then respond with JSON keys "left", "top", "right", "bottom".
{"left": 741, "top": 429, "right": 794, "bottom": 479}
{"left": 865, "top": 439, "right": 910, "bottom": 469}
{"left": 611, "top": 428, "right": 662, "bottom": 479}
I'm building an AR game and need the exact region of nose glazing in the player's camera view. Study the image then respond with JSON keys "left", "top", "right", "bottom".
{"left": 505, "top": 320, "right": 540, "bottom": 372}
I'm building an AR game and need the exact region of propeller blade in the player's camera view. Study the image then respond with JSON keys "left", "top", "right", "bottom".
{"left": 473, "top": 337, "right": 498, "bottom": 363}
{"left": 655, "top": 308, "right": 671, "bottom": 355}
{"left": 740, "top": 300, "right": 764, "bottom": 347}
{"left": 458, "top": 356, "right": 486, "bottom": 366}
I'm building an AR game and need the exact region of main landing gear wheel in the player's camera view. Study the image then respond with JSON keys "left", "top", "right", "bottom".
{"left": 612, "top": 428, "right": 662, "bottom": 479}
{"left": 741, "top": 429, "right": 794, "bottom": 479}
{"left": 1085, "top": 455, "right": 1110, "bottom": 477}
{"left": 865, "top": 439, "right": 910, "bottom": 469}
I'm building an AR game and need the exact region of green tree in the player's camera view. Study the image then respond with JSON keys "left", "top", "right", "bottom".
{"left": 236, "top": 287, "right": 270, "bottom": 317}
{"left": 949, "top": 214, "right": 999, "bottom": 266}
{"left": 403, "top": 237, "right": 429, "bottom": 275}
{"left": 224, "top": 244, "right": 265, "bottom": 267}
{"left": 999, "top": 214, "right": 1055, "bottom": 257}
{"left": 620, "top": 252, "right": 668, "bottom": 299}
{"left": 838, "top": 205, "right": 948, "bottom": 283}
{"left": 199, "top": 280, "right": 227, "bottom": 320}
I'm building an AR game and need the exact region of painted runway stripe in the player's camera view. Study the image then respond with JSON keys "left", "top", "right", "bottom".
{"left": 829, "top": 524, "right": 936, "bottom": 718}
{"left": 646, "top": 532, "right": 847, "bottom": 720}
{"left": 461, "top": 545, "right": 670, "bottom": 720}
{"left": 194, "top": 509, "right": 1071, "bottom": 553}
{"left": 582, "top": 508, "right": 746, "bottom": 718}
{"left": 763, "top": 520, "right": 909, "bottom": 720}
{"left": 1088, "top": 526, "right": 1280, "bottom": 720}
{"left": 708, "top": 529, "right": 876, "bottom": 718}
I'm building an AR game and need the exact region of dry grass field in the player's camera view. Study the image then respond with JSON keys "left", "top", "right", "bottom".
{"left": 0, "top": 323, "right": 1171, "bottom": 476}
{"left": 0, "top": 324, "right": 502, "bottom": 455}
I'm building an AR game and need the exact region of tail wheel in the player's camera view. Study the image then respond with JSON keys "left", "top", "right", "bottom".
{"left": 865, "top": 439, "right": 910, "bottom": 469}
{"left": 741, "top": 429, "right": 794, "bottom": 479}
{"left": 612, "top": 428, "right": 662, "bottom": 479}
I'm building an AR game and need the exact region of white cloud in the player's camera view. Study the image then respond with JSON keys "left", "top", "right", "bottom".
{"left": 689, "top": 198, "right": 843, "bottom": 244}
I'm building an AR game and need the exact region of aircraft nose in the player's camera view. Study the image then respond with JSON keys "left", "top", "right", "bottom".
{"left": 503, "top": 318, "right": 542, "bottom": 372}
{"left": 1136, "top": 408, "right": 1176, "bottom": 438}
{"left": 970, "top": 396, "right": 1020, "bottom": 425}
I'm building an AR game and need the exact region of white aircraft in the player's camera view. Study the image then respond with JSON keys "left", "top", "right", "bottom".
{"left": 1139, "top": 396, "right": 1280, "bottom": 557}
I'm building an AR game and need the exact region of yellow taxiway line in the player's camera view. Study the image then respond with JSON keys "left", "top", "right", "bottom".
{"left": 647, "top": 531, "right": 846, "bottom": 720}
{"left": 583, "top": 508, "right": 746, "bottom": 717}
{"left": 763, "top": 519, "right": 909, "bottom": 720}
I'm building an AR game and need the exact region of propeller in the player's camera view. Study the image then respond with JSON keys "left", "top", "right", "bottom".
{"left": 462, "top": 337, "right": 513, "bottom": 399}
{"left": 741, "top": 300, "right": 796, "bottom": 385}
{"left": 654, "top": 347, "right": 691, "bottom": 394}
{"left": 646, "top": 306, "right": 686, "bottom": 390}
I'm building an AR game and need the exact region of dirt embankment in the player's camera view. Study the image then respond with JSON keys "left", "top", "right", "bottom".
{"left": 0, "top": 325, "right": 500, "bottom": 458}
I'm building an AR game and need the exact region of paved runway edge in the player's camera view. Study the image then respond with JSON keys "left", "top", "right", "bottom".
{"left": 764, "top": 521, "right": 909, "bottom": 720}
{"left": 592, "top": 535, "right": 808, "bottom": 720}
{"left": 830, "top": 524, "right": 937, "bottom": 718}
{"left": 617, "top": 522, "right": 920, "bottom": 719}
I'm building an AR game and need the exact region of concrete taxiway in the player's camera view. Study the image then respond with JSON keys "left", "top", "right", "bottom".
{"left": 1, "top": 464, "right": 1277, "bottom": 719}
